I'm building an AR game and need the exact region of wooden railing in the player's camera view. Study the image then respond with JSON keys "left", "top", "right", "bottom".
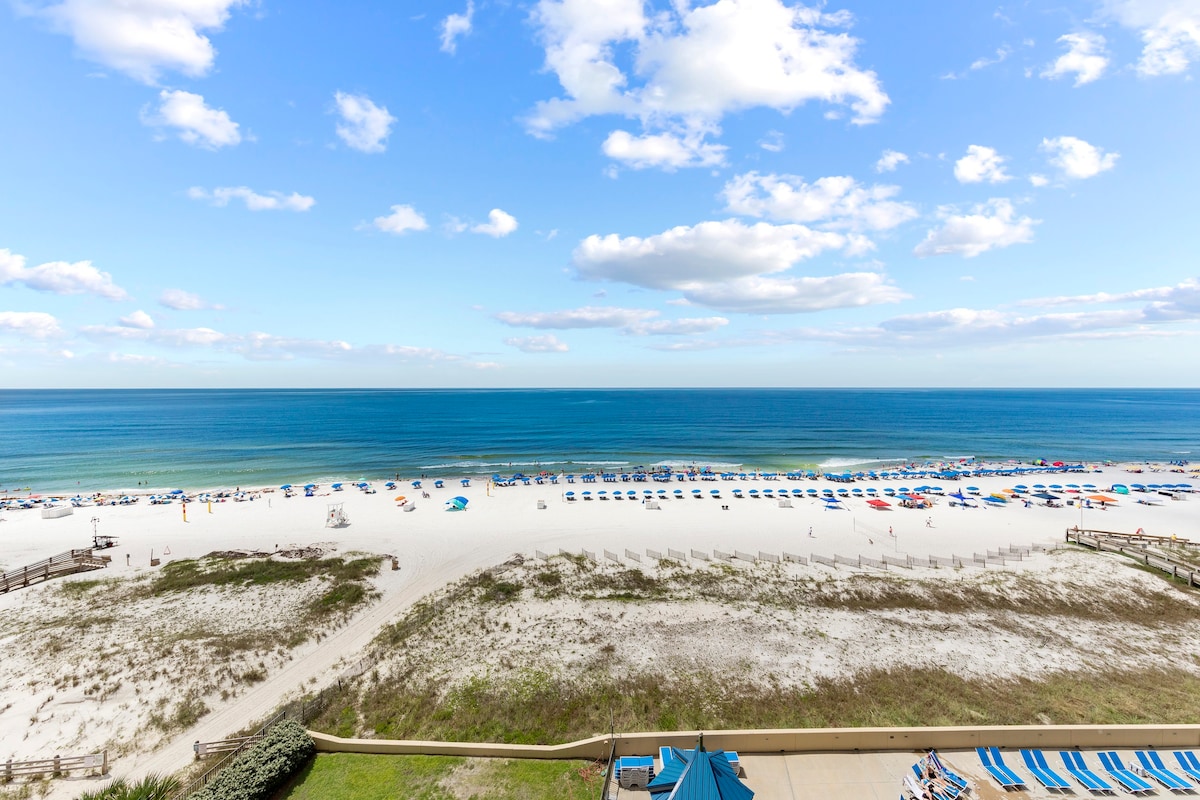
{"left": 3, "top": 751, "right": 108, "bottom": 781}
{"left": 0, "top": 549, "right": 110, "bottom": 594}
{"left": 1067, "top": 529, "right": 1200, "bottom": 587}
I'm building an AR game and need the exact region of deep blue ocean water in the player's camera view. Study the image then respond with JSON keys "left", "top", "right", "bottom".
{"left": 1, "top": 389, "right": 1197, "bottom": 492}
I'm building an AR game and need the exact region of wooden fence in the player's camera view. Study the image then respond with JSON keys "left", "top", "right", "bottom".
{"left": 3, "top": 751, "right": 107, "bottom": 782}
{"left": 0, "top": 549, "right": 110, "bottom": 593}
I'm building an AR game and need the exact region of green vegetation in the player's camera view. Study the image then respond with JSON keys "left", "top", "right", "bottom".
{"left": 74, "top": 774, "right": 179, "bottom": 800}
{"left": 311, "top": 665, "right": 1200, "bottom": 744}
{"left": 275, "top": 754, "right": 599, "bottom": 800}
{"left": 150, "top": 555, "right": 381, "bottom": 627}
{"left": 192, "top": 720, "right": 314, "bottom": 800}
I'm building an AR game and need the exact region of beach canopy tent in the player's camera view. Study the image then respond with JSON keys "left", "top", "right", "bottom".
{"left": 445, "top": 496, "right": 469, "bottom": 511}
{"left": 866, "top": 499, "right": 891, "bottom": 508}
{"left": 647, "top": 739, "right": 753, "bottom": 800}
{"left": 1089, "top": 495, "right": 1117, "bottom": 503}
{"left": 1031, "top": 492, "right": 1059, "bottom": 500}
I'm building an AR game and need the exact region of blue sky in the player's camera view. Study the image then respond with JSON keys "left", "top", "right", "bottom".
{"left": 2, "top": 0, "right": 1198, "bottom": 388}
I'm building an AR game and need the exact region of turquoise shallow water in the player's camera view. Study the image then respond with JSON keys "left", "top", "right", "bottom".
{"left": 0, "top": 389, "right": 1197, "bottom": 492}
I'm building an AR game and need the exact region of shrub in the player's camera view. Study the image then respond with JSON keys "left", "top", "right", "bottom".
{"left": 191, "top": 720, "right": 314, "bottom": 800}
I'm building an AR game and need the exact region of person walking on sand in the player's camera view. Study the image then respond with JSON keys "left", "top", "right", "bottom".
{"left": 808, "top": 526, "right": 814, "bottom": 538}
{"left": 925, "top": 517, "right": 933, "bottom": 528}
{"left": 889, "top": 525, "right": 893, "bottom": 537}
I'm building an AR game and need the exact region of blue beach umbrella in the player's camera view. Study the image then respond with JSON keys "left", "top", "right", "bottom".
{"left": 304, "top": 484, "right": 316, "bottom": 490}
{"left": 280, "top": 484, "right": 292, "bottom": 490}
{"left": 331, "top": 483, "right": 343, "bottom": 490}
{"left": 445, "top": 496, "right": 469, "bottom": 510}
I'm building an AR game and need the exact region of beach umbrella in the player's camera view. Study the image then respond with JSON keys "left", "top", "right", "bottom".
{"left": 565, "top": 491, "right": 575, "bottom": 499}
{"left": 445, "top": 496, "right": 469, "bottom": 510}
{"left": 170, "top": 489, "right": 184, "bottom": 495}
{"left": 394, "top": 495, "right": 406, "bottom": 502}
{"left": 304, "top": 483, "right": 316, "bottom": 490}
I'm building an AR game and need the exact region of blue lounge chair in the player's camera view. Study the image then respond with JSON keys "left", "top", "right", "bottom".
{"left": 910, "top": 764, "right": 963, "bottom": 800}
{"left": 1019, "top": 749, "right": 1072, "bottom": 790}
{"left": 1135, "top": 750, "right": 1194, "bottom": 790}
{"left": 1175, "top": 751, "right": 1200, "bottom": 783}
{"left": 1060, "top": 751, "right": 1116, "bottom": 793}
{"left": 1097, "top": 752, "right": 1154, "bottom": 794}
{"left": 976, "top": 747, "right": 1025, "bottom": 789}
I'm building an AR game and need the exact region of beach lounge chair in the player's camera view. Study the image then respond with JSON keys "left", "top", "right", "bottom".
{"left": 976, "top": 747, "right": 1025, "bottom": 789}
{"left": 1174, "top": 752, "right": 1200, "bottom": 783}
{"left": 909, "top": 763, "right": 962, "bottom": 799}
{"left": 1097, "top": 752, "right": 1154, "bottom": 794}
{"left": 1135, "top": 750, "right": 1194, "bottom": 790}
{"left": 1060, "top": 751, "right": 1115, "bottom": 793}
{"left": 1019, "top": 749, "right": 1072, "bottom": 790}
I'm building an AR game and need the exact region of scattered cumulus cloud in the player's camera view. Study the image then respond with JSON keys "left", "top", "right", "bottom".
{"left": 1040, "top": 135, "right": 1119, "bottom": 179}
{"left": 874, "top": 149, "right": 909, "bottom": 173}
{"left": 1029, "top": 174, "right": 1050, "bottom": 187}
{"left": 913, "top": 199, "right": 1038, "bottom": 258}
{"left": 722, "top": 172, "right": 918, "bottom": 232}
{"left": 954, "top": 145, "right": 1011, "bottom": 184}
{"left": 142, "top": 90, "right": 241, "bottom": 149}
{"left": 971, "top": 45, "right": 1012, "bottom": 70}
{"left": 24, "top": 0, "right": 246, "bottom": 83}
{"left": 527, "top": 0, "right": 888, "bottom": 167}
{"left": 159, "top": 288, "right": 223, "bottom": 311}
{"left": 371, "top": 205, "right": 429, "bottom": 235}
{"left": 0, "top": 311, "right": 63, "bottom": 339}
{"left": 496, "top": 305, "right": 730, "bottom": 336}
{"left": 334, "top": 92, "right": 396, "bottom": 153}
{"left": 440, "top": 1, "right": 474, "bottom": 54}
{"left": 119, "top": 310, "right": 155, "bottom": 329}
{"left": 758, "top": 130, "right": 785, "bottom": 152}
{"left": 187, "top": 186, "right": 315, "bottom": 211}
{"left": 602, "top": 129, "right": 727, "bottom": 170}
{"left": 471, "top": 209, "right": 519, "bottom": 237}
{"left": 505, "top": 334, "right": 569, "bottom": 353}
{"left": 1041, "top": 32, "right": 1109, "bottom": 85}
{"left": 1103, "top": 0, "right": 1200, "bottom": 76}
{"left": 0, "top": 248, "right": 128, "bottom": 300}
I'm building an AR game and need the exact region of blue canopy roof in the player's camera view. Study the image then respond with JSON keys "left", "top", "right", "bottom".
{"left": 648, "top": 745, "right": 753, "bottom": 800}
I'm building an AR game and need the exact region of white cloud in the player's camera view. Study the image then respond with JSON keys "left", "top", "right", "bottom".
{"left": 497, "top": 306, "right": 731, "bottom": 335}
{"left": 372, "top": 205, "right": 429, "bottom": 235}
{"left": 722, "top": 172, "right": 918, "bottom": 232}
{"left": 601, "top": 129, "right": 727, "bottom": 170}
{"left": 1020, "top": 277, "right": 1200, "bottom": 313}
{"left": 471, "top": 208, "right": 519, "bottom": 237}
{"left": 913, "top": 199, "right": 1038, "bottom": 258}
{"left": 1040, "top": 135, "right": 1119, "bottom": 179}
{"left": 682, "top": 273, "right": 908, "bottom": 314}
{"left": 874, "top": 149, "right": 909, "bottom": 173}
{"left": 758, "top": 130, "right": 784, "bottom": 152}
{"left": 574, "top": 219, "right": 848, "bottom": 290}
{"left": 0, "top": 248, "right": 128, "bottom": 300}
{"left": 187, "top": 186, "right": 315, "bottom": 211}
{"left": 953, "top": 145, "right": 1011, "bottom": 184}
{"left": 0, "top": 311, "right": 63, "bottom": 339}
{"left": 159, "top": 288, "right": 223, "bottom": 310}
{"left": 1103, "top": 0, "right": 1200, "bottom": 76}
{"left": 440, "top": 1, "right": 474, "bottom": 54}
{"left": 1041, "top": 32, "right": 1109, "bottom": 86}
{"left": 527, "top": 0, "right": 888, "bottom": 164}
{"left": 119, "top": 310, "right": 155, "bottom": 329}
{"left": 26, "top": 0, "right": 246, "bottom": 84}
{"left": 1029, "top": 174, "right": 1050, "bottom": 187}
{"left": 334, "top": 91, "right": 396, "bottom": 153}
{"left": 505, "top": 334, "right": 569, "bottom": 353}
{"left": 496, "top": 306, "right": 659, "bottom": 329}
{"left": 970, "top": 45, "right": 1012, "bottom": 70}
{"left": 142, "top": 90, "right": 241, "bottom": 149}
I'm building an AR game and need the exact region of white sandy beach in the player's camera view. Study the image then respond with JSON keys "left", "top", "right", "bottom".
{"left": 0, "top": 463, "right": 1197, "bottom": 797}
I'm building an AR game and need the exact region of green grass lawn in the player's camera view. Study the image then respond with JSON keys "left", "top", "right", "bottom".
{"left": 274, "top": 753, "right": 601, "bottom": 800}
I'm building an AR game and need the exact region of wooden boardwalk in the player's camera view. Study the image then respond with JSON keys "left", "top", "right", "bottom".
{"left": 0, "top": 548, "right": 111, "bottom": 594}
{"left": 1067, "top": 528, "right": 1200, "bottom": 587}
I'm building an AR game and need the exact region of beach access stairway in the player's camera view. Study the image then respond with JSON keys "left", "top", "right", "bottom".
{"left": 1067, "top": 529, "right": 1200, "bottom": 588}
{"left": 0, "top": 548, "right": 111, "bottom": 594}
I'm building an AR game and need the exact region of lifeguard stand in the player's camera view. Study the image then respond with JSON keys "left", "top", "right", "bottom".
{"left": 326, "top": 503, "right": 349, "bottom": 528}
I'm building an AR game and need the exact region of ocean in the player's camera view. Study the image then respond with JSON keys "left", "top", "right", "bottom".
{"left": 1, "top": 389, "right": 1197, "bottom": 493}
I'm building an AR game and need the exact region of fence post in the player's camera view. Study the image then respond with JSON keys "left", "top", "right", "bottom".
{"left": 102, "top": 750, "right": 108, "bottom": 775}
{"left": 53, "top": 755, "right": 61, "bottom": 776}
{"left": 5, "top": 758, "right": 12, "bottom": 782}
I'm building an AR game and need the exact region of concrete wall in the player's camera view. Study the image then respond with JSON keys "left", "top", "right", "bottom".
{"left": 311, "top": 724, "right": 1200, "bottom": 759}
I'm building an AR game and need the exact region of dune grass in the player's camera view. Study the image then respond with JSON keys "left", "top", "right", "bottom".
{"left": 310, "top": 664, "right": 1200, "bottom": 745}
{"left": 274, "top": 754, "right": 599, "bottom": 800}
